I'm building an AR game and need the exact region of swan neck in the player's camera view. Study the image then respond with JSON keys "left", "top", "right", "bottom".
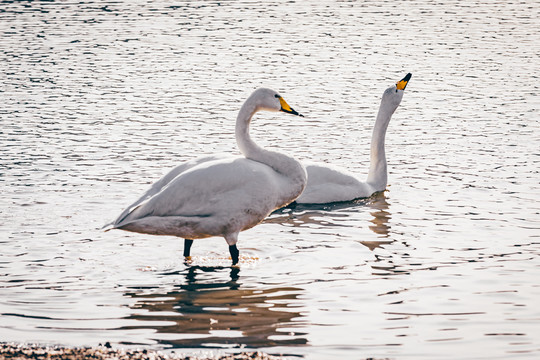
{"left": 235, "top": 99, "right": 307, "bottom": 206}
{"left": 235, "top": 100, "right": 258, "bottom": 157}
{"left": 366, "top": 101, "right": 395, "bottom": 189}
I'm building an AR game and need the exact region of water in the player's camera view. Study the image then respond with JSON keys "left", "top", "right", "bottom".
{"left": 1, "top": 0, "right": 539, "bottom": 359}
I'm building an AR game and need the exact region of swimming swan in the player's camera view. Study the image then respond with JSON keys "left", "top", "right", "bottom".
{"left": 106, "top": 88, "right": 306, "bottom": 265}
{"left": 294, "top": 73, "right": 411, "bottom": 204}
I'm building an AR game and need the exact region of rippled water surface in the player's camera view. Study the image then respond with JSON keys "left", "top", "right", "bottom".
{"left": 1, "top": 1, "right": 539, "bottom": 359}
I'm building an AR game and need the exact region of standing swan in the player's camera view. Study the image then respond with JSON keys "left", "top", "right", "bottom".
{"left": 106, "top": 88, "right": 306, "bottom": 265}
{"left": 295, "top": 73, "right": 411, "bottom": 204}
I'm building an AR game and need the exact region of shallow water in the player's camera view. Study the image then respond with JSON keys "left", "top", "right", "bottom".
{"left": 1, "top": 0, "right": 539, "bottom": 359}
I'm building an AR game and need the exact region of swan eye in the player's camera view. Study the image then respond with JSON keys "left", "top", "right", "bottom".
{"left": 274, "top": 94, "right": 281, "bottom": 98}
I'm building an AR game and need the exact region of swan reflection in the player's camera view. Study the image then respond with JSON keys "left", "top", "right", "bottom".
{"left": 121, "top": 266, "right": 307, "bottom": 349}
{"left": 271, "top": 192, "right": 392, "bottom": 247}
{"left": 361, "top": 192, "right": 393, "bottom": 250}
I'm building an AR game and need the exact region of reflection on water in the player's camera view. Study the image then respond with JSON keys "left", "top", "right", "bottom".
{"left": 274, "top": 192, "right": 393, "bottom": 251}
{"left": 272, "top": 193, "right": 385, "bottom": 226}
{"left": 1, "top": 0, "right": 539, "bottom": 358}
{"left": 362, "top": 193, "right": 394, "bottom": 250}
{"left": 366, "top": 193, "right": 391, "bottom": 238}
{"left": 121, "top": 267, "right": 307, "bottom": 349}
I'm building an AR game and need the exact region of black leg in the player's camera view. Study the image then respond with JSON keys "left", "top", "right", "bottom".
{"left": 229, "top": 244, "right": 239, "bottom": 265}
{"left": 183, "top": 239, "right": 194, "bottom": 257}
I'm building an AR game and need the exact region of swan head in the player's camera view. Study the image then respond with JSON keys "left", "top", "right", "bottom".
{"left": 381, "top": 73, "right": 412, "bottom": 110}
{"left": 249, "top": 88, "right": 303, "bottom": 117}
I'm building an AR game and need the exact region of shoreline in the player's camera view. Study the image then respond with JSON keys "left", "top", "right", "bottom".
{"left": 0, "top": 343, "right": 285, "bottom": 360}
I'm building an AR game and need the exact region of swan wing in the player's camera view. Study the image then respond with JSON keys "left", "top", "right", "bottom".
{"left": 296, "top": 162, "right": 373, "bottom": 204}
{"left": 108, "top": 154, "right": 231, "bottom": 227}
{"left": 114, "top": 158, "right": 282, "bottom": 234}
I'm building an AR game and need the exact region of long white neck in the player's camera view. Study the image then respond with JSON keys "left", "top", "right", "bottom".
{"left": 235, "top": 101, "right": 307, "bottom": 204}
{"left": 366, "top": 100, "right": 395, "bottom": 190}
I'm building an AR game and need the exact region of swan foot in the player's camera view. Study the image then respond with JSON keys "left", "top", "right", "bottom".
{"left": 183, "top": 239, "right": 194, "bottom": 257}
{"left": 229, "top": 245, "right": 239, "bottom": 266}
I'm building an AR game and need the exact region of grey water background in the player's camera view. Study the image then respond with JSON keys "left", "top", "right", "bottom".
{"left": 1, "top": 0, "right": 539, "bottom": 359}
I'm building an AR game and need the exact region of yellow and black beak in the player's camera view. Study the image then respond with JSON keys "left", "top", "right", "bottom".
{"left": 396, "top": 73, "right": 412, "bottom": 91}
{"left": 278, "top": 96, "right": 304, "bottom": 117}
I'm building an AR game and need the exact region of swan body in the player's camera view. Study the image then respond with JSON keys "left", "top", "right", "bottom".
{"left": 107, "top": 88, "right": 306, "bottom": 264}
{"left": 295, "top": 73, "right": 411, "bottom": 204}
{"left": 296, "top": 162, "right": 376, "bottom": 204}
{"left": 111, "top": 154, "right": 229, "bottom": 225}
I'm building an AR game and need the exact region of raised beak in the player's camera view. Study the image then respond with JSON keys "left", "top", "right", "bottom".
{"left": 396, "top": 73, "right": 412, "bottom": 91}
{"left": 279, "top": 96, "right": 304, "bottom": 117}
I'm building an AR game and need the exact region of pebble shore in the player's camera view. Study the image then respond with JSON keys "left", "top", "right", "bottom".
{"left": 0, "top": 343, "right": 284, "bottom": 360}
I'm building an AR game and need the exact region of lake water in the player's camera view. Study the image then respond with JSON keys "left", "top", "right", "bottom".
{"left": 1, "top": 0, "right": 539, "bottom": 359}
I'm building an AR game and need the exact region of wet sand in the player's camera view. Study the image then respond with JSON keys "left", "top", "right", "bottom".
{"left": 0, "top": 343, "right": 285, "bottom": 360}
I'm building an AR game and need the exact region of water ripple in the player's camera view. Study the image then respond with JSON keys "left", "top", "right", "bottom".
{"left": 1, "top": 0, "right": 539, "bottom": 358}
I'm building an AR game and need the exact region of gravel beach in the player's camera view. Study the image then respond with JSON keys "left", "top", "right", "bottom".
{"left": 0, "top": 343, "right": 285, "bottom": 360}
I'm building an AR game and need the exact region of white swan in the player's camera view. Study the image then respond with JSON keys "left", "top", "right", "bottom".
{"left": 295, "top": 73, "right": 411, "bottom": 204}
{"left": 106, "top": 88, "right": 306, "bottom": 265}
